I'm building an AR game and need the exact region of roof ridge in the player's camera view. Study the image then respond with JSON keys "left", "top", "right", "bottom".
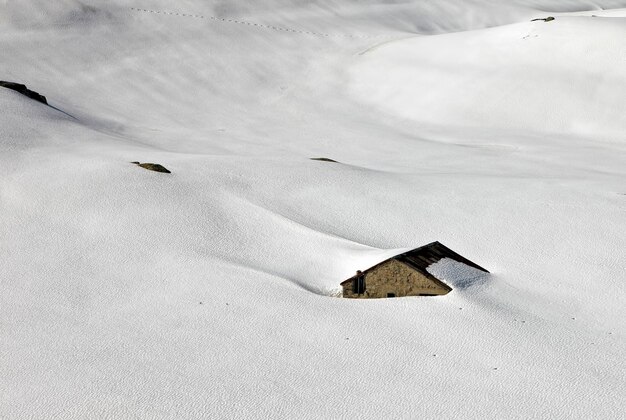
{"left": 341, "top": 241, "right": 489, "bottom": 285}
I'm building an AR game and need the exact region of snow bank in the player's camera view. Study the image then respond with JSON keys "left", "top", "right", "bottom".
{"left": 1, "top": 0, "right": 625, "bottom": 418}
{"left": 350, "top": 16, "right": 626, "bottom": 139}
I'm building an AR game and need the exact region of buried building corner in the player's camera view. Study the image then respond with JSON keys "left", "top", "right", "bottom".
{"left": 341, "top": 242, "right": 489, "bottom": 299}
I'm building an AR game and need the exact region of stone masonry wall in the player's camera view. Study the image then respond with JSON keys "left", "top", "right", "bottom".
{"left": 342, "top": 259, "right": 451, "bottom": 299}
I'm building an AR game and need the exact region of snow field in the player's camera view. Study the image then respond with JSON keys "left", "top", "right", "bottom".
{"left": 1, "top": 1, "right": 625, "bottom": 418}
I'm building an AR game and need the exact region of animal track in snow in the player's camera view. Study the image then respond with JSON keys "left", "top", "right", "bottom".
{"left": 130, "top": 8, "right": 379, "bottom": 39}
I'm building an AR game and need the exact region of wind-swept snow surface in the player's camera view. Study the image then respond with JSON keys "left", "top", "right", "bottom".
{"left": 351, "top": 15, "right": 626, "bottom": 138}
{"left": 1, "top": 1, "right": 625, "bottom": 419}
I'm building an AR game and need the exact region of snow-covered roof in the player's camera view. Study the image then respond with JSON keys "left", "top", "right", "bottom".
{"left": 341, "top": 241, "right": 489, "bottom": 285}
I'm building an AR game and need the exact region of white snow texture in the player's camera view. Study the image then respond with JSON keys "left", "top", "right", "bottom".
{"left": 1, "top": 1, "right": 625, "bottom": 419}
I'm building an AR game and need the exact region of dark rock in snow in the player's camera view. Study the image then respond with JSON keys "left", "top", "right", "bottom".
{"left": 531, "top": 17, "right": 555, "bottom": 22}
{"left": 310, "top": 157, "right": 338, "bottom": 163}
{"left": 132, "top": 162, "right": 171, "bottom": 173}
{"left": 0, "top": 81, "right": 48, "bottom": 104}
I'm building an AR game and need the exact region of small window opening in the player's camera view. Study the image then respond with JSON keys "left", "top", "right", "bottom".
{"left": 353, "top": 275, "right": 366, "bottom": 294}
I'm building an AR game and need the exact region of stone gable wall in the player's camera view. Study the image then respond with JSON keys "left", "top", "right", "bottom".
{"left": 342, "top": 259, "right": 451, "bottom": 299}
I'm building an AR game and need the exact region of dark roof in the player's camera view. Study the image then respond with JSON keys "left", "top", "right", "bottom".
{"left": 396, "top": 241, "right": 489, "bottom": 274}
{"left": 341, "top": 241, "right": 489, "bottom": 285}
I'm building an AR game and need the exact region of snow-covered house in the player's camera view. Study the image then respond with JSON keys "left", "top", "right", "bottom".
{"left": 341, "top": 242, "right": 489, "bottom": 298}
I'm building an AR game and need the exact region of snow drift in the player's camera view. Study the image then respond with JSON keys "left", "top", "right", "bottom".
{"left": 1, "top": 1, "right": 625, "bottom": 419}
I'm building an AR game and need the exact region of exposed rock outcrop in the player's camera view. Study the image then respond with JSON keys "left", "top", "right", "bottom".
{"left": 132, "top": 162, "right": 171, "bottom": 173}
{"left": 0, "top": 81, "right": 48, "bottom": 104}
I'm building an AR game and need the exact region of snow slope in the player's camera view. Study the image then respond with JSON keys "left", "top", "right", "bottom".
{"left": 1, "top": 1, "right": 625, "bottom": 418}
{"left": 351, "top": 14, "right": 626, "bottom": 138}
